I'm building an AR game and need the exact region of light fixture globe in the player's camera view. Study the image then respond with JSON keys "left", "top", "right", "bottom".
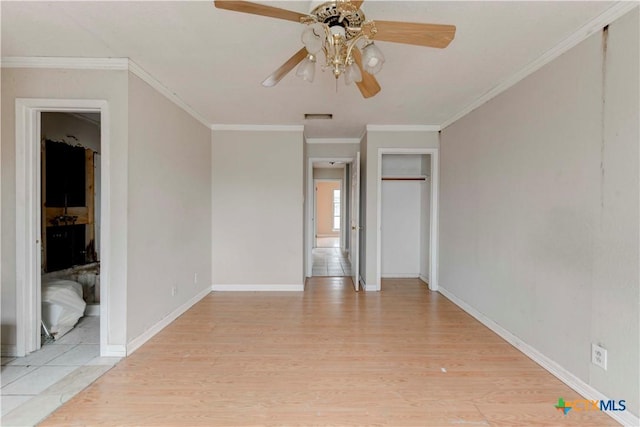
{"left": 344, "top": 62, "right": 362, "bottom": 85}
{"left": 301, "top": 23, "right": 323, "bottom": 54}
{"left": 296, "top": 54, "right": 316, "bottom": 82}
{"left": 362, "top": 42, "right": 385, "bottom": 75}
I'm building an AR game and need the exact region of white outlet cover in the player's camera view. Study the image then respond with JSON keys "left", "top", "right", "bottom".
{"left": 591, "top": 343, "right": 608, "bottom": 370}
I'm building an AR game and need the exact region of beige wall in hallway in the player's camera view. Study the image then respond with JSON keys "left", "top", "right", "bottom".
{"left": 316, "top": 181, "right": 340, "bottom": 237}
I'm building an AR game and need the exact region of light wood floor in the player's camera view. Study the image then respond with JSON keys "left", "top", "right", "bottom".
{"left": 40, "top": 278, "right": 617, "bottom": 426}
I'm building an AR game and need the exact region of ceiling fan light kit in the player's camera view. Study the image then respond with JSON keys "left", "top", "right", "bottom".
{"left": 214, "top": 0, "right": 456, "bottom": 98}
{"left": 296, "top": 1, "right": 381, "bottom": 84}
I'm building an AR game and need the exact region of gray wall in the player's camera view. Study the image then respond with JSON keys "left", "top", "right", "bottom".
{"left": 306, "top": 142, "right": 360, "bottom": 159}
{"left": 212, "top": 130, "right": 304, "bottom": 286}
{"left": 440, "top": 10, "right": 638, "bottom": 416}
{"left": 126, "top": 73, "right": 212, "bottom": 342}
{"left": 313, "top": 168, "right": 344, "bottom": 179}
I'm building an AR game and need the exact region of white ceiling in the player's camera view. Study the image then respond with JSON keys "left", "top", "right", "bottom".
{"left": 1, "top": 1, "right": 616, "bottom": 138}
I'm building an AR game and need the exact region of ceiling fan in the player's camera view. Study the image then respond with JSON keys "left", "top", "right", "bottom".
{"left": 214, "top": 0, "right": 456, "bottom": 98}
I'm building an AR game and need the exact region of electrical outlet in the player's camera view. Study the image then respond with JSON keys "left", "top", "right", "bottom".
{"left": 194, "top": 273, "right": 198, "bottom": 284}
{"left": 171, "top": 285, "right": 177, "bottom": 296}
{"left": 592, "top": 343, "right": 607, "bottom": 370}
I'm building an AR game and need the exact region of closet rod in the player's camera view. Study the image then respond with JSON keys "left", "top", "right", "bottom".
{"left": 381, "top": 177, "right": 426, "bottom": 181}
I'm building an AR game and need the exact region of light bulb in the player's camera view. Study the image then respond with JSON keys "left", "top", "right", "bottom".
{"left": 329, "top": 25, "right": 346, "bottom": 38}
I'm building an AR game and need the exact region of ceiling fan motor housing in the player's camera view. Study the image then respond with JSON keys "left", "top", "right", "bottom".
{"left": 311, "top": 2, "right": 366, "bottom": 40}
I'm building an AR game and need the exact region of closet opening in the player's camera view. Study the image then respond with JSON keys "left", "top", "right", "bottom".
{"left": 379, "top": 152, "right": 434, "bottom": 290}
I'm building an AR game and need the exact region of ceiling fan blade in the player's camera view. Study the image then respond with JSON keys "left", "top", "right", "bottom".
{"left": 262, "top": 47, "right": 308, "bottom": 87}
{"left": 214, "top": 1, "right": 307, "bottom": 23}
{"left": 373, "top": 21, "right": 456, "bottom": 48}
{"left": 352, "top": 48, "right": 381, "bottom": 98}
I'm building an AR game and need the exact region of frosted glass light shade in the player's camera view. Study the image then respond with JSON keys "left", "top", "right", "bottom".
{"left": 344, "top": 62, "right": 362, "bottom": 85}
{"left": 362, "top": 42, "right": 385, "bottom": 75}
{"left": 296, "top": 55, "right": 316, "bottom": 83}
{"left": 301, "top": 24, "right": 323, "bottom": 54}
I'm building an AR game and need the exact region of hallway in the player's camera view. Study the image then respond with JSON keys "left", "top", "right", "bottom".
{"left": 312, "top": 237, "right": 352, "bottom": 277}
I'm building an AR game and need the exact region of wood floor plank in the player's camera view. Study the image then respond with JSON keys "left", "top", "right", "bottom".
{"left": 39, "top": 278, "right": 618, "bottom": 426}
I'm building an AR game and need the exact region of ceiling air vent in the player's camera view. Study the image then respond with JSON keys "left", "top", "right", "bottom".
{"left": 304, "top": 113, "right": 333, "bottom": 120}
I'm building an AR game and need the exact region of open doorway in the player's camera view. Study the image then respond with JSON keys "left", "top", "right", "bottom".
{"left": 311, "top": 163, "right": 351, "bottom": 277}
{"left": 40, "top": 112, "right": 101, "bottom": 349}
{"left": 306, "top": 155, "right": 361, "bottom": 290}
{"left": 14, "top": 98, "right": 112, "bottom": 358}
{"left": 315, "top": 179, "right": 341, "bottom": 249}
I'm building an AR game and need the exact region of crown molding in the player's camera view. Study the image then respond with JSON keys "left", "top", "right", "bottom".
{"left": 1, "top": 56, "right": 129, "bottom": 70}
{"left": 366, "top": 125, "right": 441, "bottom": 132}
{"left": 127, "top": 60, "right": 209, "bottom": 128}
{"left": 440, "top": 2, "right": 640, "bottom": 129}
{"left": 305, "top": 138, "right": 362, "bottom": 144}
{"left": 210, "top": 124, "right": 304, "bottom": 132}
{"left": 1, "top": 56, "right": 211, "bottom": 128}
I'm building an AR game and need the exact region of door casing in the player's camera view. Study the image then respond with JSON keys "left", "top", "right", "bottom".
{"left": 305, "top": 157, "right": 355, "bottom": 279}
{"left": 376, "top": 148, "right": 439, "bottom": 292}
{"left": 14, "top": 98, "right": 112, "bottom": 357}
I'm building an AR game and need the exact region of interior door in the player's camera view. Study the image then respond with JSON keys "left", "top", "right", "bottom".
{"left": 350, "top": 152, "right": 360, "bottom": 291}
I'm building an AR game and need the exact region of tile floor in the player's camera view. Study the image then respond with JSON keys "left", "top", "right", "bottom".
{"left": 1, "top": 315, "right": 121, "bottom": 427}
{"left": 316, "top": 236, "right": 340, "bottom": 248}
{"left": 312, "top": 237, "right": 352, "bottom": 277}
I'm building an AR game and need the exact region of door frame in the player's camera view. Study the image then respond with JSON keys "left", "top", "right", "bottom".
{"left": 305, "top": 157, "right": 354, "bottom": 278}
{"left": 15, "top": 98, "right": 111, "bottom": 357}
{"left": 376, "top": 148, "right": 439, "bottom": 291}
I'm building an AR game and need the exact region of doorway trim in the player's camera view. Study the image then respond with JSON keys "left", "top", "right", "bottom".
{"left": 376, "top": 148, "right": 439, "bottom": 291}
{"left": 306, "top": 157, "right": 354, "bottom": 278}
{"left": 15, "top": 98, "right": 111, "bottom": 357}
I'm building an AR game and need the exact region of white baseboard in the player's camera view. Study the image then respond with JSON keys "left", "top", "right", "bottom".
{"left": 419, "top": 275, "right": 429, "bottom": 284}
{"left": 211, "top": 284, "right": 304, "bottom": 291}
{"left": 126, "top": 286, "right": 212, "bottom": 356}
{"left": 102, "top": 345, "right": 126, "bottom": 357}
{"left": 438, "top": 286, "right": 639, "bottom": 427}
{"left": 381, "top": 273, "right": 420, "bottom": 278}
{"left": 1, "top": 345, "right": 17, "bottom": 357}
